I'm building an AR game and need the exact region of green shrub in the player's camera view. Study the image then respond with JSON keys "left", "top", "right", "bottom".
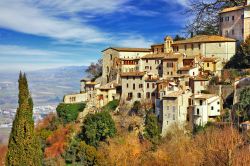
{"left": 64, "top": 139, "right": 105, "bottom": 166}
{"left": 102, "top": 100, "right": 119, "bottom": 111}
{"left": 56, "top": 103, "right": 86, "bottom": 124}
{"left": 144, "top": 112, "right": 161, "bottom": 144}
{"left": 82, "top": 111, "right": 116, "bottom": 146}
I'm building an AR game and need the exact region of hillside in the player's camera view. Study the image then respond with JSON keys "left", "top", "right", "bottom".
{"left": 0, "top": 66, "right": 87, "bottom": 108}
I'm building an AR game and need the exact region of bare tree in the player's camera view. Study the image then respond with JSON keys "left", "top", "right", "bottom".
{"left": 186, "top": 0, "right": 245, "bottom": 35}
{"left": 85, "top": 59, "right": 102, "bottom": 79}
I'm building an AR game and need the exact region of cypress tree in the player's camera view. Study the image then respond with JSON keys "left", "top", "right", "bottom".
{"left": 6, "top": 72, "right": 42, "bottom": 166}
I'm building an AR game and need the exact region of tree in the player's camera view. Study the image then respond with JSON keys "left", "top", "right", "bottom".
{"left": 82, "top": 111, "right": 116, "bottom": 146}
{"left": 64, "top": 139, "right": 105, "bottom": 165}
{"left": 144, "top": 112, "right": 160, "bottom": 144}
{"left": 186, "top": 0, "right": 245, "bottom": 35}
{"left": 86, "top": 59, "right": 102, "bottom": 79}
{"left": 6, "top": 72, "right": 42, "bottom": 166}
{"left": 56, "top": 103, "right": 86, "bottom": 124}
{"left": 173, "top": 35, "right": 185, "bottom": 41}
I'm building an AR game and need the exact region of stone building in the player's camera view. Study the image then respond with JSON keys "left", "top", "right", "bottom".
{"left": 172, "top": 35, "right": 236, "bottom": 62}
{"left": 219, "top": 0, "right": 250, "bottom": 41}
{"left": 162, "top": 53, "right": 184, "bottom": 78}
{"left": 120, "top": 71, "right": 145, "bottom": 103}
{"left": 161, "top": 88, "right": 192, "bottom": 136}
{"left": 101, "top": 47, "right": 151, "bottom": 84}
{"left": 191, "top": 94, "right": 221, "bottom": 127}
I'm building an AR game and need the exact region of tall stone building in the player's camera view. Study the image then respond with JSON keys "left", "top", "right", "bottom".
{"left": 219, "top": 0, "right": 250, "bottom": 41}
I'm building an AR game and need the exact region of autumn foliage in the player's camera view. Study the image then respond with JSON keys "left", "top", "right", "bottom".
{"left": 0, "top": 145, "right": 7, "bottom": 166}
{"left": 44, "top": 124, "right": 77, "bottom": 159}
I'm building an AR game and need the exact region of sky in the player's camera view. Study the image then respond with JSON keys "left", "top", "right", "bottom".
{"left": 0, "top": 0, "right": 192, "bottom": 72}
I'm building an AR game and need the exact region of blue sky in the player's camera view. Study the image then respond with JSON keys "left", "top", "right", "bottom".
{"left": 0, "top": 0, "right": 191, "bottom": 71}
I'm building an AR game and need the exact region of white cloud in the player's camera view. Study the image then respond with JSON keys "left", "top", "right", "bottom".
{"left": 163, "top": 0, "right": 191, "bottom": 8}
{"left": 0, "top": 0, "right": 154, "bottom": 46}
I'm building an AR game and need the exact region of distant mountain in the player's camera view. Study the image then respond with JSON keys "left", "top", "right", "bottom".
{"left": 0, "top": 66, "right": 87, "bottom": 108}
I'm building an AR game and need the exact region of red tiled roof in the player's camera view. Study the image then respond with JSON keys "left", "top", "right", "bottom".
{"left": 172, "top": 35, "right": 236, "bottom": 45}
{"left": 120, "top": 71, "right": 145, "bottom": 77}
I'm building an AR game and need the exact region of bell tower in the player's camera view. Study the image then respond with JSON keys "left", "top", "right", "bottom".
{"left": 164, "top": 36, "right": 173, "bottom": 53}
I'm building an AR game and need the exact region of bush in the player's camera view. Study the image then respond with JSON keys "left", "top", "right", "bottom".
{"left": 56, "top": 103, "right": 86, "bottom": 124}
{"left": 144, "top": 112, "right": 161, "bottom": 144}
{"left": 102, "top": 100, "right": 119, "bottom": 111}
{"left": 64, "top": 139, "right": 105, "bottom": 165}
{"left": 82, "top": 111, "right": 116, "bottom": 146}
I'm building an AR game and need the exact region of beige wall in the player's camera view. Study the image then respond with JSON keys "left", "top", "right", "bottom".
{"left": 121, "top": 76, "right": 144, "bottom": 103}
{"left": 141, "top": 59, "right": 163, "bottom": 76}
{"left": 244, "top": 6, "right": 250, "bottom": 40}
{"left": 102, "top": 49, "right": 120, "bottom": 84}
{"left": 173, "top": 42, "right": 236, "bottom": 61}
{"left": 97, "top": 88, "right": 117, "bottom": 107}
{"left": 163, "top": 58, "right": 183, "bottom": 78}
{"left": 64, "top": 93, "right": 87, "bottom": 104}
{"left": 161, "top": 91, "right": 191, "bottom": 136}
{"left": 219, "top": 9, "right": 244, "bottom": 41}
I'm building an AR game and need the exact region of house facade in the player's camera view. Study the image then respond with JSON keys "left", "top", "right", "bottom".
{"left": 219, "top": 0, "right": 250, "bottom": 42}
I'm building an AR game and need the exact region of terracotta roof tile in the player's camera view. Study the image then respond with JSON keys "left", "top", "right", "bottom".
{"left": 120, "top": 71, "right": 145, "bottom": 77}
{"left": 201, "top": 57, "right": 220, "bottom": 62}
{"left": 142, "top": 53, "right": 167, "bottom": 59}
{"left": 219, "top": 6, "right": 244, "bottom": 13}
{"left": 172, "top": 35, "right": 236, "bottom": 45}
{"left": 178, "top": 66, "right": 196, "bottom": 71}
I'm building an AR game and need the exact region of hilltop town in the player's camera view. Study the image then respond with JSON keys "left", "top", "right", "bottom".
{"left": 63, "top": 0, "right": 250, "bottom": 136}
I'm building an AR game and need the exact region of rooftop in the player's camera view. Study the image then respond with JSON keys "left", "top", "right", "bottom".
{"left": 192, "top": 76, "right": 209, "bottom": 81}
{"left": 163, "top": 90, "right": 184, "bottom": 98}
{"left": 178, "top": 66, "right": 196, "bottom": 71}
{"left": 163, "top": 53, "right": 183, "bottom": 60}
{"left": 172, "top": 35, "right": 236, "bottom": 45}
{"left": 99, "top": 80, "right": 120, "bottom": 90}
{"left": 102, "top": 47, "right": 151, "bottom": 52}
{"left": 201, "top": 57, "right": 220, "bottom": 62}
{"left": 219, "top": 6, "right": 244, "bottom": 14}
{"left": 142, "top": 53, "right": 167, "bottom": 59}
{"left": 120, "top": 71, "right": 145, "bottom": 77}
{"left": 194, "top": 94, "right": 217, "bottom": 100}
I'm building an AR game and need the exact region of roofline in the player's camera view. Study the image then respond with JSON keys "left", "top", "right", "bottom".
{"left": 172, "top": 40, "right": 236, "bottom": 45}
{"left": 101, "top": 47, "right": 151, "bottom": 52}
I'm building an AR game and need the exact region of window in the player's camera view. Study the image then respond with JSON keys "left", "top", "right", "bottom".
{"left": 110, "top": 54, "right": 112, "bottom": 60}
{"left": 242, "top": 28, "right": 244, "bottom": 34}
{"left": 225, "top": 30, "right": 229, "bottom": 36}
{"left": 198, "top": 44, "right": 201, "bottom": 50}
{"left": 241, "top": 14, "right": 244, "bottom": 19}
{"left": 211, "top": 106, "right": 214, "bottom": 110}
{"left": 173, "top": 106, "right": 176, "bottom": 112}
{"left": 232, "top": 16, "right": 234, "bottom": 21}
{"left": 127, "top": 83, "right": 129, "bottom": 88}
{"left": 151, "top": 92, "right": 155, "bottom": 97}
{"left": 126, "top": 76, "right": 129, "bottom": 80}
{"left": 146, "top": 59, "right": 148, "bottom": 63}
{"left": 167, "top": 106, "right": 169, "bottom": 110}
{"left": 147, "top": 83, "right": 149, "bottom": 88}
{"left": 220, "top": 17, "right": 223, "bottom": 22}
{"left": 137, "top": 93, "right": 141, "bottom": 98}
{"left": 217, "top": 101, "right": 220, "bottom": 105}
{"left": 146, "top": 92, "right": 150, "bottom": 98}
{"left": 152, "top": 83, "right": 155, "bottom": 88}
{"left": 139, "top": 84, "right": 143, "bottom": 88}
{"left": 217, "top": 109, "right": 220, "bottom": 112}
{"left": 191, "top": 44, "right": 194, "bottom": 50}
{"left": 232, "top": 29, "right": 234, "bottom": 35}
{"left": 171, "top": 71, "right": 173, "bottom": 75}
{"left": 197, "top": 109, "right": 200, "bottom": 115}
{"left": 167, "top": 62, "right": 173, "bottom": 68}
{"left": 225, "top": 16, "right": 229, "bottom": 21}
{"left": 184, "top": 45, "right": 187, "bottom": 50}
{"left": 207, "top": 63, "right": 209, "bottom": 67}
{"left": 199, "top": 100, "right": 203, "bottom": 106}
{"left": 128, "top": 93, "right": 133, "bottom": 98}
{"left": 133, "top": 76, "right": 135, "bottom": 80}
{"left": 173, "top": 114, "right": 175, "bottom": 120}
{"left": 145, "top": 66, "right": 149, "bottom": 69}
{"left": 133, "top": 83, "right": 135, "bottom": 90}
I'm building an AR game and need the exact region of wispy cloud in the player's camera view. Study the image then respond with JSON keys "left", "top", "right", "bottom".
{"left": 0, "top": 0, "right": 154, "bottom": 47}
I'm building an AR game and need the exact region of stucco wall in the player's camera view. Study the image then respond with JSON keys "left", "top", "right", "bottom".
{"left": 64, "top": 93, "right": 87, "bottom": 104}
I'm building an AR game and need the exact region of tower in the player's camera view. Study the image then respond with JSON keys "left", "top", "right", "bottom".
{"left": 164, "top": 36, "right": 173, "bottom": 53}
